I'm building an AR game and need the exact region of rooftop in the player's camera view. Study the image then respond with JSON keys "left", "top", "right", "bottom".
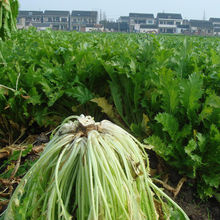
{"left": 157, "top": 13, "right": 182, "bottom": 19}
{"left": 209, "top": 18, "right": 220, "bottom": 23}
{"left": 129, "top": 13, "right": 154, "bottom": 19}
{"left": 44, "top": 10, "right": 70, "bottom": 16}
{"left": 18, "top": 11, "right": 43, "bottom": 16}
{"left": 71, "top": 11, "right": 98, "bottom": 17}
{"left": 190, "top": 20, "right": 213, "bottom": 28}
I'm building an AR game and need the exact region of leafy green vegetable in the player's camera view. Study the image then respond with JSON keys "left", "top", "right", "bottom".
{"left": 0, "top": 30, "right": 219, "bottom": 199}
{"left": 0, "top": 0, "right": 18, "bottom": 40}
{"left": 4, "top": 115, "right": 189, "bottom": 220}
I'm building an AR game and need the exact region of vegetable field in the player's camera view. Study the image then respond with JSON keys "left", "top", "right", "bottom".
{"left": 0, "top": 29, "right": 220, "bottom": 218}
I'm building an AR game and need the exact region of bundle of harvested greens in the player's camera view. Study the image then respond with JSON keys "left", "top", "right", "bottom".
{"left": 4, "top": 115, "right": 189, "bottom": 220}
{"left": 0, "top": 0, "right": 19, "bottom": 40}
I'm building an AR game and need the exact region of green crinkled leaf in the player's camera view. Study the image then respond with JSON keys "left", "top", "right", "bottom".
{"left": 199, "top": 92, "right": 220, "bottom": 123}
{"left": 48, "top": 90, "right": 64, "bottom": 107}
{"left": 159, "top": 69, "right": 180, "bottom": 114}
{"left": 205, "top": 93, "right": 220, "bottom": 108}
{"left": 210, "top": 124, "right": 220, "bottom": 142}
{"left": 66, "top": 86, "right": 94, "bottom": 104}
{"left": 196, "top": 133, "right": 206, "bottom": 153}
{"left": 202, "top": 175, "right": 220, "bottom": 188}
{"left": 145, "top": 135, "right": 172, "bottom": 160}
{"left": 184, "top": 139, "right": 202, "bottom": 177}
{"left": 155, "top": 112, "right": 179, "bottom": 142}
{"left": 27, "top": 87, "right": 41, "bottom": 105}
{"left": 185, "top": 139, "right": 197, "bottom": 155}
{"left": 109, "top": 80, "right": 124, "bottom": 120}
{"left": 177, "top": 124, "right": 192, "bottom": 139}
{"left": 180, "top": 72, "right": 203, "bottom": 120}
{"left": 199, "top": 106, "right": 213, "bottom": 121}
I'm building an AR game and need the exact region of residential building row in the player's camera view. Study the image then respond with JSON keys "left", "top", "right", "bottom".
{"left": 17, "top": 10, "right": 220, "bottom": 36}
{"left": 17, "top": 10, "right": 98, "bottom": 31}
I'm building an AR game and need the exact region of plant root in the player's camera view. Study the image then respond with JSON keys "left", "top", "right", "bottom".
{"left": 153, "top": 176, "right": 187, "bottom": 198}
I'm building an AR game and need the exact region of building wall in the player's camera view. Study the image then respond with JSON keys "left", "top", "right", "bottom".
{"left": 157, "top": 18, "right": 182, "bottom": 33}
{"left": 140, "top": 28, "right": 158, "bottom": 33}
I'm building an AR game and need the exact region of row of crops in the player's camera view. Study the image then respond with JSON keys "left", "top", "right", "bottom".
{"left": 0, "top": 28, "right": 220, "bottom": 200}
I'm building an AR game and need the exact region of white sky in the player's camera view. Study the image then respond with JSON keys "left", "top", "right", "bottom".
{"left": 19, "top": 0, "right": 220, "bottom": 20}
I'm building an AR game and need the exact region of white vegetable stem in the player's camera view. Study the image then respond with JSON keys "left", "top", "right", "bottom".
{"left": 4, "top": 115, "right": 189, "bottom": 220}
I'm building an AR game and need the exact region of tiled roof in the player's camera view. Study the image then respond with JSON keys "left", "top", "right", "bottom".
{"left": 71, "top": 11, "right": 98, "bottom": 17}
{"left": 190, "top": 20, "right": 213, "bottom": 28}
{"left": 44, "top": 10, "right": 70, "bottom": 16}
{"left": 18, "top": 11, "right": 43, "bottom": 16}
{"left": 209, "top": 18, "right": 220, "bottom": 23}
{"left": 157, "top": 13, "right": 182, "bottom": 19}
{"left": 129, "top": 13, "right": 154, "bottom": 18}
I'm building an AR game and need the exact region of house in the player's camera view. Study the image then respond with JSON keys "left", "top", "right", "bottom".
{"left": 182, "top": 19, "right": 190, "bottom": 25}
{"left": 31, "top": 23, "right": 52, "bottom": 31}
{"left": 209, "top": 18, "right": 220, "bottom": 26}
{"left": 71, "top": 11, "right": 98, "bottom": 31}
{"left": 157, "top": 13, "right": 182, "bottom": 33}
{"left": 209, "top": 18, "right": 220, "bottom": 36}
{"left": 189, "top": 20, "right": 213, "bottom": 35}
{"left": 118, "top": 22, "right": 129, "bottom": 32}
{"left": 139, "top": 24, "right": 158, "bottom": 33}
{"left": 176, "top": 24, "right": 190, "bottom": 34}
{"left": 213, "top": 28, "right": 220, "bottom": 36}
{"left": 118, "top": 16, "right": 130, "bottom": 23}
{"left": 17, "top": 11, "right": 43, "bottom": 29}
{"left": 84, "top": 24, "right": 104, "bottom": 32}
{"left": 99, "top": 21, "right": 117, "bottom": 32}
{"left": 129, "top": 13, "right": 154, "bottom": 32}
{"left": 43, "top": 10, "right": 70, "bottom": 30}
{"left": 117, "top": 17, "right": 130, "bottom": 32}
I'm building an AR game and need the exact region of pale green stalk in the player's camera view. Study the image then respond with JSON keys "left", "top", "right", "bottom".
{"left": 4, "top": 115, "right": 189, "bottom": 220}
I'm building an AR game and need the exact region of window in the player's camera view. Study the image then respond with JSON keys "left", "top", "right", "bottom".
{"left": 26, "top": 17, "right": 31, "bottom": 22}
{"left": 55, "top": 17, "right": 60, "bottom": 22}
{"left": 48, "top": 17, "right": 52, "bottom": 22}
{"left": 160, "top": 21, "right": 164, "bottom": 24}
{"left": 148, "top": 20, "right": 153, "bottom": 24}
{"left": 176, "top": 22, "right": 181, "bottom": 25}
{"left": 61, "top": 18, "right": 67, "bottom": 22}
{"left": 53, "top": 24, "right": 59, "bottom": 30}
{"left": 167, "top": 21, "right": 174, "bottom": 25}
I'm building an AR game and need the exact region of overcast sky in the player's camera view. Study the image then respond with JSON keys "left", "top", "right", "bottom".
{"left": 19, "top": 0, "right": 219, "bottom": 20}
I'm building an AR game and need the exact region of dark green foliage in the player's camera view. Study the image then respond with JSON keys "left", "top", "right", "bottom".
{"left": 0, "top": 30, "right": 219, "bottom": 199}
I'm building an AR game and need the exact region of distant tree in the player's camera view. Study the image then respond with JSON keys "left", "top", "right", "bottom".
{"left": 0, "top": 0, "right": 19, "bottom": 40}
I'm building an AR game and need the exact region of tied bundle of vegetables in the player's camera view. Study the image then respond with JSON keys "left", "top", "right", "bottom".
{"left": 0, "top": 0, "right": 19, "bottom": 40}
{"left": 4, "top": 115, "right": 189, "bottom": 220}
